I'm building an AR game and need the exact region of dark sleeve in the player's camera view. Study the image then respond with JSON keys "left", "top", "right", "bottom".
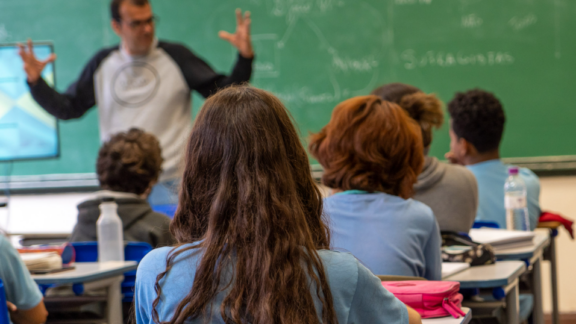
{"left": 28, "top": 46, "right": 117, "bottom": 120}
{"left": 159, "top": 41, "right": 253, "bottom": 98}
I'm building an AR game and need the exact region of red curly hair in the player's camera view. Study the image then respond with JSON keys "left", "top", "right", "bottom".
{"left": 309, "top": 95, "right": 424, "bottom": 199}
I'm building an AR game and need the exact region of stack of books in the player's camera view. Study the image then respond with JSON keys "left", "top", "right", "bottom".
{"left": 20, "top": 252, "right": 62, "bottom": 272}
{"left": 469, "top": 228, "right": 535, "bottom": 252}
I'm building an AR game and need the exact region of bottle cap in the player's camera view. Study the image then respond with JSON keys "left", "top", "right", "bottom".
{"left": 508, "top": 166, "right": 519, "bottom": 175}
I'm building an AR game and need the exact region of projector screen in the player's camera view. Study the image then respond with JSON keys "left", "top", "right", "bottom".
{"left": 0, "top": 43, "right": 59, "bottom": 161}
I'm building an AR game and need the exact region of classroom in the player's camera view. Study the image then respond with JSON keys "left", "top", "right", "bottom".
{"left": 1, "top": 0, "right": 575, "bottom": 323}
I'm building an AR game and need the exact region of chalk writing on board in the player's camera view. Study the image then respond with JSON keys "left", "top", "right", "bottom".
{"left": 252, "top": 34, "right": 281, "bottom": 78}
{"left": 0, "top": 25, "right": 12, "bottom": 42}
{"left": 270, "top": 0, "right": 341, "bottom": 23}
{"left": 394, "top": 0, "right": 432, "bottom": 5}
{"left": 332, "top": 55, "right": 379, "bottom": 73}
{"left": 400, "top": 50, "right": 515, "bottom": 69}
{"left": 267, "top": 69, "right": 342, "bottom": 106}
{"left": 462, "top": 14, "right": 483, "bottom": 28}
{"left": 509, "top": 14, "right": 537, "bottom": 31}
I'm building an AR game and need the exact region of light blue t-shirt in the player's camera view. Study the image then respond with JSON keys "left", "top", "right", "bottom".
{"left": 466, "top": 159, "right": 541, "bottom": 230}
{"left": 324, "top": 191, "right": 442, "bottom": 280}
{"left": 0, "top": 235, "right": 43, "bottom": 316}
{"left": 135, "top": 245, "right": 408, "bottom": 324}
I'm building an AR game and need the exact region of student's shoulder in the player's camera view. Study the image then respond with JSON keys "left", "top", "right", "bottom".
{"left": 317, "top": 250, "right": 363, "bottom": 297}
{"left": 0, "top": 235, "right": 17, "bottom": 258}
{"left": 137, "top": 246, "right": 177, "bottom": 281}
{"left": 519, "top": 167, "right": 540, "bottom": 186}
{"left": 406, "top": 198, "right": 436, "bottom": 223}
{"left": 442, "top": 162, "right": 478, "bottom": 185}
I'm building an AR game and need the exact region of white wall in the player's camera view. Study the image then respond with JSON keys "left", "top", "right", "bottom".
{"left": 539, "top": 176, "right": 576, "bottom": 313}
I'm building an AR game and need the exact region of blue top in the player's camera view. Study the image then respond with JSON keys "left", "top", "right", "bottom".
{"left": 466, "top": 159, "right": 541, "bottom": 230}
{"left": 135, "top": 246, "right": 408, "bottom": 324}
{"left": 324, "top": 191, "right": 442, "bottom": 280}
{"left": 0, "top": 235, "right": 43, "bottom": 317}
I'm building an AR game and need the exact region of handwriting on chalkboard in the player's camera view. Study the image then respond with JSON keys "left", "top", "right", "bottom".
{"left": 462, "top": 14, "right": 483, "bottom": 28}
{"left": 332, "top": 55, "right": 379, "bottom": 73}
{"left": 394, "top": 0, "right": 432, "bottom": 5}
{"left": 271, "top": 0, "right": 341, "bottom": 23}
{"left": 0, "top": 25, "right": 11, "bottom": 42}
{"left": 252, "top": 34, "right": 281, "bottom": 78}
{"left": 401, "top": 50, "right": 515, "bottom": 69}
{"left": 509, "top": 14, "right": 537, "bottom": 31}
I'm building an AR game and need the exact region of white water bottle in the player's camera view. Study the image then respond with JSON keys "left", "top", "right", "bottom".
{"left": 504, "top": 167, "right": 530, "bottom": 231}
{"left": 97, "top": 197, "right": 124, "bottom": 262}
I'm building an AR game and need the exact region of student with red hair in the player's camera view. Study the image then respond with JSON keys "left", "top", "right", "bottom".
{"left": 310, "top": 96, "right": 442, "bottom": 280}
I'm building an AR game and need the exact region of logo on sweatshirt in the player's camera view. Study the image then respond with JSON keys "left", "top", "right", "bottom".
{"left": 112, "top": 62, "right": 160, "bottom": 108}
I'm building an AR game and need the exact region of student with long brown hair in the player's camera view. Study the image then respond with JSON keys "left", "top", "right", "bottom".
{"left": 371, "top": 83, "right": 478, "bottom": 233}
{"left": 310, "top": 96, "right": 442, "bottom": 280}
{"left": 134, "top": 86, "right": 420, "bottom": 324}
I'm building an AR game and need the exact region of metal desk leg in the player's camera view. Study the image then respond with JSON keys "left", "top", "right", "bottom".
{"left": 506, "top": 279, "right": 520, "bottom": 324}
{"left": 106, "top": 276, "right": 124, "bottom": 324}
{"left": 532, "top": 257, "right": 544, "bottom": 324}
{"left": 549, "top": 235, "right": 559, "bottom": 324}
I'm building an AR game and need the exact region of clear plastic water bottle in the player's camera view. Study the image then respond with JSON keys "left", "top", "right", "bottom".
{"left": 97, "top": 197, "right": 124, "bottom": 262}
{"left": 504, "top": 167, "right": 530, "bottom": 231}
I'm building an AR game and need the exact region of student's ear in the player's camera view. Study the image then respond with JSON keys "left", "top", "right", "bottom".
{"left": 111, "top": 20, "right": 122, "bottom": 37}
{"left": 461, "top": 138, "right": 477, "bottom": 157}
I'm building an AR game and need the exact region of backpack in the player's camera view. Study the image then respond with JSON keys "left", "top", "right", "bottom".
{"left": 381, "top": 281, "right": 466, "bottom": 318}
{"left": 441, "top": 232, "right": 496, "bottom": 266}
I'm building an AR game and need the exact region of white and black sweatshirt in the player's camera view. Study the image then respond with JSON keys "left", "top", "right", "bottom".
{"left": 30, "top": 39, "right": 253, "bottom": 180}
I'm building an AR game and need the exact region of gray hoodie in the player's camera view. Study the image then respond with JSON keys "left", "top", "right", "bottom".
{"left": 70, "top": 197, "right": 176, "bottom": 248}
{"left": 413, "top": 156, "right": 478, "bottom": 233}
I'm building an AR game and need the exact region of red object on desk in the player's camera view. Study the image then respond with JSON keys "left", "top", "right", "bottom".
{"left": 539, "top": 212, "right": 574, "bottom": 239}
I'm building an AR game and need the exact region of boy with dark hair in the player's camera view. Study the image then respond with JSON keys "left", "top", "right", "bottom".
{"left": 446, "top": 89, "right": 541, "bottom": 230}
{"left": 70, "top": 128, "right": 175, "bottom": 247}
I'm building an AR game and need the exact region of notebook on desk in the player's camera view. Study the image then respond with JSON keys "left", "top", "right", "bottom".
{"left": 442, "top": 262, "right": 470, "bottom": 279}
{"left": 469, "top": 229, "right": 535, "bottom": 252}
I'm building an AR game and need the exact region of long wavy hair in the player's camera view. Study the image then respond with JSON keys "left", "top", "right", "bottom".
{"left": 152, "top": 86, "right": 337, "bottom": 324}
{"left": 309, "top": 96, "right": 424, "bottom": 199}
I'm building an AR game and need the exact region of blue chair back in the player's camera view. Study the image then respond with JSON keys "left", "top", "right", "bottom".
{"left": 0, "top": 279, "right": 11, "bottom": 324}
{"left": 151, "top": 204, "right": 177, "bottom": 218}
{"left": 472, "top": 221, "right": 500, "bottom": 229}
{"left": 71, "top": 242, "right": 153, "bottom": 302}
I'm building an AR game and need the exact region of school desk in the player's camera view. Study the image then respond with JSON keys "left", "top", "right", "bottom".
{"left": 31, "top": 261, "right": 137, "bottom": 324}
{"left": 444, "top": 261, "right": 526, "bottom": 324}
{"left": 422, "top": 307, "right": 471, "bottom": 324}
{"left": 495, "top": 230, "right": 550, "bottom": 324}
{"left": 537, "top": 221, "right": 562, "bottom": 324}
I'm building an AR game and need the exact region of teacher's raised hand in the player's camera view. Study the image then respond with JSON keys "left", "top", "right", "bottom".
{"left": 218, "top": 9, "right": 254, "bottom": 59}
{"left": 17, "top": 39, "right": 57, "bottom": 85}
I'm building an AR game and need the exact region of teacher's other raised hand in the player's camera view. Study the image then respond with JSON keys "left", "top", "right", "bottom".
{"left": 218, "top": 9, "right": 254, "bottom": 59}
{"left": 17, "top": 39, "right": 57, "bottom": 85}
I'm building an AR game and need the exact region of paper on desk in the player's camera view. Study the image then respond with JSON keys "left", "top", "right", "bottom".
{"left": 442, "top": 262, "right": 470, "bottom": 279}
{"left": 469, "top": 228, "right": 535, "bottom": 246}
{"left": 20, "top": 252, "right": 62, "bottom": 270}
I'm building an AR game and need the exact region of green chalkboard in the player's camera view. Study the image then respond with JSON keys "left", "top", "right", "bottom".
{"left": 1, "top": 0, "right": 576, "bottom": 176}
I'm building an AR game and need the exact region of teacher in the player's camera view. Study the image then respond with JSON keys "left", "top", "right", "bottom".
{"left": 18, "top": 0, "right": 254, "bottom": 205}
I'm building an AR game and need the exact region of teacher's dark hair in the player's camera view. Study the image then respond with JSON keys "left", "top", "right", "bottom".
{"left": 110, "top": 0, "right": 149, "bottom": 22}
{"left": 152, "top": 86, "right": 337, "bottom": 324}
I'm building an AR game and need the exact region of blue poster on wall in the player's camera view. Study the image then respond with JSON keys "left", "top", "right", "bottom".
{"left": 0, "top": 43, "right": 59, "bottom": 161}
